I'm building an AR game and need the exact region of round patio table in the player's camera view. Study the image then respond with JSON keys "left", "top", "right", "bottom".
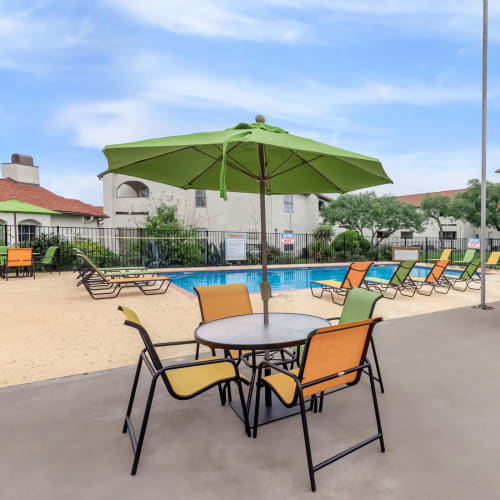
{"left": 195, "top": 312, "right": 330, "bottom": 427}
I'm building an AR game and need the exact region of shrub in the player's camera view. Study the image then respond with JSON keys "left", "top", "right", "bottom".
{"left": 332, "top": 230, "right": 371, "bottom": 261}
{"left": 308, "top": 224, "right": 335, "bottom": 262}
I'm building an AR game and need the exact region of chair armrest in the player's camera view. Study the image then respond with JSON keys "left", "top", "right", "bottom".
{"left": 257, "top": 360, "right": 301, "bottom": 385}
{"left": 153, "top": 340, "right": 198, "bottom": 348}
{"left": 325, "top": 316, "right": 340, "bottom": 322}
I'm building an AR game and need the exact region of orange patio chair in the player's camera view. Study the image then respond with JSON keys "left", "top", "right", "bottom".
{"left": 253, "top": 317, "right": 385, "bottom": 492}
{"left": 310, "top": 261, "right": 373, "bottom": 304}
{"left": 2, "top": 247, "right": 35, "bottom": 280}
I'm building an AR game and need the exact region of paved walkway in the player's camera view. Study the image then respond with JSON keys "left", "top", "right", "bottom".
{"left": 2, "top": 303, "right": 499, "bottom": 499}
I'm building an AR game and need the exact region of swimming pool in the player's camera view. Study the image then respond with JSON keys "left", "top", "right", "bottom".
{"left": 168, "top": 264, "right": 463, "bottom": 294}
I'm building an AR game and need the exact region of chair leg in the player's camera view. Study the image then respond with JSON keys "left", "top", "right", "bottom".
{"left": 123, "top": 355, "right": 144, "bottom": 433}
{"left": 298, "top": 393, "right": 316, "bottom": 492}
{"left": 252, "top": 377, "right": 263, "bottom": 438}
{"left": 370, "top": 338, "right": 384, "bottom": 393}
{"left": 131, "top": 377, "right": 158, "bottom": 475}
{"left": 318, "top": 392, "right": 325, "bottom": 413}
{"left": 367, "top": 363, "right": 385, "bottom": 453}
{"left": 235, "top": 380, "right": 251, "bottom": 437}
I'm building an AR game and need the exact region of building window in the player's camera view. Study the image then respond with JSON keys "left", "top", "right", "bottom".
{"left": 195, "top": 190, "right": 206, "bottom": 208}
{"left": 376, "top": 230, "right": 386, "bottom": 239}
{"left": 18, "top": 224, "right": 38, "bottom": 242}
{"left": 116, "top": 181, "right": 149, "bottom": 198}
{"left": 400, "top": 231, "right": 413, "bottom": 239}
{"left": 442, "top": 231, "right": 457, "bottom": 240}
{"left": 284, "top": 195, "right": 293, "bottom": 213}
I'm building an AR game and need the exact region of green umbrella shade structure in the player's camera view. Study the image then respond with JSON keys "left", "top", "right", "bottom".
{"left": 0, "top": 198, "right": 60, "bottom": 245}
{"left": 103, "top": 117, "right": 393, "bottom": 323}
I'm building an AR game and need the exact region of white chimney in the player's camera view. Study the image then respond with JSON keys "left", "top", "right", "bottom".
{"left": 1, "top": 154, "right": 40, "bottom": 185}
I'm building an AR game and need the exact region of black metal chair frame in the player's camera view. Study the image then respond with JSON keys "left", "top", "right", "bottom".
{"left": 119, "top": 308, "right": 251, "bottom": 475}
{"left": 253, "top": 318, "right": 385, "bottom": 492}
{"left": 2, "top": 249, "right": 35, "bottom": 280}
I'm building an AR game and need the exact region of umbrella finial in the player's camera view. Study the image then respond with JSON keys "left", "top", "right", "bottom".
{"left": 255, "top": 114, "right": 265, "bottom": 123}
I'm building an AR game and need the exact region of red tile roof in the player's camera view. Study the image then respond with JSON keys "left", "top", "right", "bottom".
{"left": 0, "top": 178, "right": 106, "bottom": 217}
{"left": 397, "top": 189, "right": 465, "bottom": 207}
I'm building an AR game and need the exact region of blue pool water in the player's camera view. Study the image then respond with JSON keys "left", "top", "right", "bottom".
{"left": 168, "top": 264, "right": 462, "bottom": 294}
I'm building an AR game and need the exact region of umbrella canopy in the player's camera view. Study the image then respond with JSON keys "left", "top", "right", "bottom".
{"left": 0, "top": 198, "right": 60, "bottom": 245}
{"left": 103, "top": 117, "right": 393, "bottom": 323}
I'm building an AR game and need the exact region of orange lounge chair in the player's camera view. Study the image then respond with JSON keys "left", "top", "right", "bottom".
{"left": 310, "top": 261, "right": 373, "bottom": 304}
{"left": 411, "top": 260, "right": 451, "bottom": 295}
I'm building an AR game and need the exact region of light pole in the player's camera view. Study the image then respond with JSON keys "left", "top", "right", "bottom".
{"left": 477, "top": 0, "right": 490, "bottom": 309}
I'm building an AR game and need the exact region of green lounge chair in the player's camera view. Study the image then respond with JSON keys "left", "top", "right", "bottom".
{"left": 364, "top": 260, "right": 417, "bottom": 299}
{"left": 454, "top": 249, "right": 476, "bottom": 266}
{"left": 0, "top": 245, "right": 8, "bottom": 267}
{"left": 444, "top": 258, "right": 481, "bottom": 291}
{"left": 37, "top": 246, "right": 60, "bottom": 274}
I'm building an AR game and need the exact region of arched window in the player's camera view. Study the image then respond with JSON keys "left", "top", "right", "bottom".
{"left": 116, "top": 181, "right": 150, "bottom": 198}
{"left": 17, "top": 219, "right": 41, "bottom": 242}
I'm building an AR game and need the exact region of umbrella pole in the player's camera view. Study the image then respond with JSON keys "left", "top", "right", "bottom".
{"left": 14, "top": 212, "right": 17, "bottom": 246}
{"left": 257, "top": 140, "right": 271, "bottom": 324}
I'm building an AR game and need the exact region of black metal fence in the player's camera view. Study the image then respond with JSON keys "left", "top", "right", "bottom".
{"left": 0, "top": 224, "right": 498, "bottom": 270}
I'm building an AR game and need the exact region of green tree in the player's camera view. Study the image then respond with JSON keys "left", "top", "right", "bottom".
{"left": 144, "top": 204, "right": 184, "bottom": 234}
{"left": 451, "top": 179, "right": 500, "bottom": 230}
{"left": 420, "top": 194, "right": 452, "bottom": 238}
{"left": 321, "top": 192, "right": 426, "bottom": 246}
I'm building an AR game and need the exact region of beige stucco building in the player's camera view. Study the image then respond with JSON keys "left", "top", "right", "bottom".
{"left": 99, "top": 172, "right": 329, "bottom": 234}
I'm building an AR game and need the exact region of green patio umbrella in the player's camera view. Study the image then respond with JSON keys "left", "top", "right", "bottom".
{"left": 0, "top": 198, "right": 60, "bottom": 245}
{"left": 103, "top": 115, "right": 393, "bottom": 323}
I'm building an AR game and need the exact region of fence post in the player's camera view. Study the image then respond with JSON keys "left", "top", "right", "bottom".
{"left": 343, "top": 233, "right": 346, "bottom": 261}
{"left": 425, "top": 237, "right": 428, "bottom": 262}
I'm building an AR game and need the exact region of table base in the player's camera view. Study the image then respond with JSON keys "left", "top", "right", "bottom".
{"left": 230, "top": 392, "right": 302, "bottom": 428}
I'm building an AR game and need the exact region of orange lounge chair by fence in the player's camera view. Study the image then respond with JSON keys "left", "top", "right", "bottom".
{"left": 310, "top": 261, "right": 373, "bottom": 304}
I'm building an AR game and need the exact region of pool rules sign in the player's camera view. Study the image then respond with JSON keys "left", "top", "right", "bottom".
{"left": 225, "top": 233, "right": 246, "bottom": 261}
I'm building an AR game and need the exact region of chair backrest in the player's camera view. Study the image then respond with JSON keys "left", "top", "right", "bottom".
{"left": 341, "top": 261, "right": 373, "bottom": 289}
{"left": 76, "top": 252, "right": 108, "bottom": 280}
{"left": 299, "top": 317, "right": 382, "bottom": 398}
{"left": 7, "top": 247, "right": 33, "bottom": 267}
{"left": 194, "top": 283, "right": 253, "bottom": 322}
{"left": 461, "top": 249, "right": 476, "bottom": 262}
{"left": 339, "top": 288, "right": 382, "bottom": 324}
{"left": 0, "top": 245, "right": 8, "bottom": 253}
{"left": 487, "top": 251, "right": 500, "bottom": 265}
{"left": 118, "top": 306, "right": 164, "bottom": 372}
{"left": 440, "top": 249, "right": 452, "bottom": 260}
{"left": 41, "top": 246, "right": 58, "bottom": 264}
{"left": 461, "top": 258, "right": 481, "bottom": 280}
{"left": 390, "top": 260, "right": 416, "bottom": 285}
{"left": 425, "top": 260, "right": 450, "bottom": 283}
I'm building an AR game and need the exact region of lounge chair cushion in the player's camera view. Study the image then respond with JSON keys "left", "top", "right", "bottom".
{"left": 109, "top": 275, "right": 168, "bottom": 283}
{"left": 311, "top": 280, "right": 342, "bottom": 288}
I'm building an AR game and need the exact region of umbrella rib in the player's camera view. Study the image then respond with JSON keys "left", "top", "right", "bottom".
{"left": 185, "top": 158, "right": 220, "bottom": 187}
{"left": 213, "top": 144, "right": 257, "bottom": 178}
{"left": 295, "top": 152, "right": 345, "bottom": 192}
{"left": 268, "top": 150, "right": 299, "bottom": 177}
{"left": 268, "top": 154, "right": 324, "bottom": 180}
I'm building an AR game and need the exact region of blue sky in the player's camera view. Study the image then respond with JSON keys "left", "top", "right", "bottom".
{"left": 1, "top": 0, "right": 499, "bottom": 206}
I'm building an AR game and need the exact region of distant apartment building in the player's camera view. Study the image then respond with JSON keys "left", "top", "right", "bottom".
{"left": 99, "top": 172, "right": 330, "bottom": 234}
{"left": 395, "top": 189, "right": 500, "bottom": 240}
{"left": 0, "top": 154, "right": 105, "bottom": 241}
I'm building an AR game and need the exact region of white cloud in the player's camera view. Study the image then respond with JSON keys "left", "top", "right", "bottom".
{"left": 106, "top": 0, "right": 308, "bottom": 43}
{"left": 367, "top": 146, "right": 500, "bottom": 197}
{"left": 43, "top": 171, "right": 103, "bottom": 207}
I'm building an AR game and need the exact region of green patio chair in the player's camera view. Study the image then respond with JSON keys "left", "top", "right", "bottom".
{"left": 0, "top": 245, "right": 8, "bottom": 267}
{"left": 37, "top": 246, "right": 60, "bottom": 274}
{"left": 444, "top": 258, "right": 481, "bottom": 291}
{"left": 364, "top": 260, "right": 417, "bottom": 299}
{"left": 454, "top": 249, "right": 476, "bottom": 266}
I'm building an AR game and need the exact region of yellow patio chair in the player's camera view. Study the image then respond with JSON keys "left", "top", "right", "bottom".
{"left": 487, "top": 251, "right": 500, "bottom": 269}
{"left": 118, "top": 306, "right": 250, "bottom": 475}
{"left": 428, "top": 248, "right": 451, "bottom": 263}
{"left": 253, "top": 317, "right": 385, "bottom": 492}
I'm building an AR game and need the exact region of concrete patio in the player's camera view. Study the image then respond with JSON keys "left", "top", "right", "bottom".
{"left": 2, "top": 302, "right": 500, "bottom": 499}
